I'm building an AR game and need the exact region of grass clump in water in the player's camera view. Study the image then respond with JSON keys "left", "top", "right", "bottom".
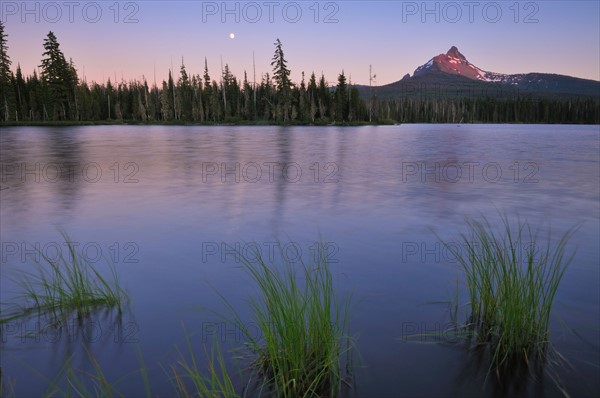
{"left": 169, "top": 324, "right": 239, "bottom": 398}
{"left": 216, "top": 243, "right": 352, "bottom": 398}
{"left": 442, "top": 215, "right": 577, "bottom": 370}
{"left": 1, "top": 232, "right": 127, "bottom": 323}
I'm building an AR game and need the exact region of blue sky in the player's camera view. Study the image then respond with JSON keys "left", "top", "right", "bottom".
{"left": 3, "top": 1, "right": 599, "bottom": 85}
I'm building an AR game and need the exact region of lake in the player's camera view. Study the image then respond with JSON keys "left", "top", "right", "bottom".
{"left": 1, "top": 125, "right": 598, "bottom": 397}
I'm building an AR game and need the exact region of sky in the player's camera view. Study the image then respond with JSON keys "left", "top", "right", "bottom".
{"left": 2, "top": 1, "right": 599, "bottom": 86}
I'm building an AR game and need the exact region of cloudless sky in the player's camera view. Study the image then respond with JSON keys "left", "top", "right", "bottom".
{"left": 3, "top": 1, "right": 599, "bottom": 85}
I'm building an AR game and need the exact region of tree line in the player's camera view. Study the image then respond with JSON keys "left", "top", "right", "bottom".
{"left": 372, "top": 97, "right": 599, "bottom": 124}
{"left": 0, "top": 23, "right": 597, "bottom": 125}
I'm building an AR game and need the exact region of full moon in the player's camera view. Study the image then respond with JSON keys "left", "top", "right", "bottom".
{"left": 229, "top": 33, "right": 235, "bottom": 39}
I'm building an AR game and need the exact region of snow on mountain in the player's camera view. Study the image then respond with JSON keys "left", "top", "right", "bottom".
{"left": 353, "top": 46, "right": 600, "bottom": 100}
{"left": 413, "top": 46, "right": 517, "bottom": 84}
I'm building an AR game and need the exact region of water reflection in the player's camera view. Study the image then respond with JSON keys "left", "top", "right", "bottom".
{"left": 3, "top": 125, "right": 597, "bottom": 233}
{"left": 45, "top": 129, "right": 83, "bottom": 212}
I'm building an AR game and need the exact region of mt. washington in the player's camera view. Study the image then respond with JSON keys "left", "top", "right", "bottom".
{"left": 358, "top": 47, "right": 600, "bottom": 100}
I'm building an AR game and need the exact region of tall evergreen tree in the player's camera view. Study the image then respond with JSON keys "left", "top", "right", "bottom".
{"left": 335, "top": 71, "right": 348, "bottom": 121}
{"left": 191, "top": 74, "right": 204, "bottom": 122}
{"left": 317, "top": 74, "right": 329, "bottom": 121}
{"left": 15, "top": 65, "right": 28, "bottom": 119}
{"left": 0, "top": 21, "right": 16, "bottom": 121}
{"left": 222, "top": 64, "right": 236, "bottom": 117}
{"left": 160, "top": 80, "right": 172, "bottom": 120}
{"left": 242, "top": 70, "right": 253, "bottom": 119}
{"left": 67, "top": 58, "right": 79, "bottom": 119}
{"left": 178, "top": 59, "right": 193, "bottom": 120}
{"left": 298, "top": 71, "right": 308, "bottom": 122}
{"left": 202, "top": 58, "right": 213, "bottom": 120}
{"left": 308, "top": 72, "right": 318, "bottom": 122}
{"left": 271, "top": 38, "right": 292, "bottom": 121}
{"left": 167, "top": 70, "right": 176, "bottom": 120}
{"left": 40, "top": 31, "right": 72, "bottom": 119}
{"left": 0, "top": 21, "right": 10, "bottom": 84}
{"left": 203, "top": 57, "right": 211, "bottom": 90}
{"left": 271, "top": 39, "right": 291, "bottom": 92}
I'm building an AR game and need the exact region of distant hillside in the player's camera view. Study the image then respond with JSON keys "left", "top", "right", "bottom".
{"left": 357, "top": 47, "right": 600, "bottom": 101}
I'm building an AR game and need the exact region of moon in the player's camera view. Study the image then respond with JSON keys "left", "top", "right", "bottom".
{"left": 229, "top": 33, "right": 235, "bottom": 40}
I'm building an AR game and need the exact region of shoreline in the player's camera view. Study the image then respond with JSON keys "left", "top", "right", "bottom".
{"left": 2, "top": 121, "right": 599, "bottom": 127}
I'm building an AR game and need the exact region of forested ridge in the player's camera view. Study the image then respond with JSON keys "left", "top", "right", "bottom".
{"left": 1, "top": 24, "right": 598, "bottom": 125}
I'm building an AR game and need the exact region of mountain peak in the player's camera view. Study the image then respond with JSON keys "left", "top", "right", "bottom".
{"left": 414, "top": 46, "right": 489, "bottom": 81}
{"left": 446, "top": 46, "right": 466, "bottom": 61}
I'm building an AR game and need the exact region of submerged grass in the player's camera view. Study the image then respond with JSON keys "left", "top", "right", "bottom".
{"left": 28, "top": 329, "right": 237, "bottom": 397}
{"left": 0, "top": 231, "right": 127, "bottom": 324}
{"left": 215, "top": 243, "right": 353, "bottom": 398}
{"left": 169, "top": 324, "right": 239, "bottom": 398}
{"left": 0, "top": 367, "right": 16, "bottom": 398}
{"left": 37, "top": 345, "right": 152, "bottom": 398}
{"left": 442, "top": 215, "right": 578, "bottom": 370}
{"left": 63, "top": 348, "right": 120, "bottom": 398}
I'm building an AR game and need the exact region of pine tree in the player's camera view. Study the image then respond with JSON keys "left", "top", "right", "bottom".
{"left": 191, "top": 74, "right": 204, "bottom": 122}
{"left": 271, "top": 39, "right": 291, "bottom": 92}
{"left": 167, "top": 70, "right": 176, "bottom": 120}
{"left": 67, "top": 58, "right": 79, "bottom": 119}
{"left": 203, "top": 58, "right": 213, "bottom": 120}
{"left": 15, "top": 65, "right": 28, "bottom": 119}
{"left": 317, "top": 74, "right": 329, "bottom": 121}
{"left": 298, "top": 71, "right": 308, "bottom": 122}
{"left": 203, "top": 58, "right": 211, "bottom": 90}
{"left": 210, "top": 80, "right": 222, "bottom": 121}
{"left": 0, "top": 21, "right": 11, "bottom": 84}
{"left": 0, "top": 21, "right": 16, "bottom": 121}
{"left": 349, "top": 86, "right": 363, "bottom": 122}
{"left": 308, "top": 72, "right": 318, "bottom": 122}
{"left": 222, "top": 64, "right": 236, "bottom": 117}
{"left": 160, "top": 80, "right": 172, "bottom": 120}
{"left": 271, "top": 38, "right": 292, "bottom": 121}
{"left": 40, "top": 31, "right": 71, "bottom": 119}
{"left": 178, "top": 59, "right": 193, "bottom": 120}
{"left": 335, "top": 71, "right": 348, "bottom": 122}
{"left": 242, "top": 70, "right": 253, "bottom": 119}
{"left": 106, "top": 78, "right": 115, "bottom": 120}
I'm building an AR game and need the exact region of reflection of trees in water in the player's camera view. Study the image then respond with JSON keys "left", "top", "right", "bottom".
{"left": 333, "top": 128, "right": 348, "bottom": 206}
{"left": 45, "top": 129, "right": 84, "bottom": 213}
{"left": 178, "top": 132, "right": 199, "bottom": 189}
{"left": 0, "top": 129, "right": 83, "bottom": 224}
{"left": 272, "top": 127, "right": 292, "bottom": 233}
{"left": 269, "top": 127, "right": 351, "bottom": 232}
{"left": 1, "top": 129, "right": 36, "bottom": 219}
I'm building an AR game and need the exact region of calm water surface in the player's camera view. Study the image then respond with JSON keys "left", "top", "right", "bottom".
{"left": 1, "top": 125, "right": 598, "bottom": 397}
